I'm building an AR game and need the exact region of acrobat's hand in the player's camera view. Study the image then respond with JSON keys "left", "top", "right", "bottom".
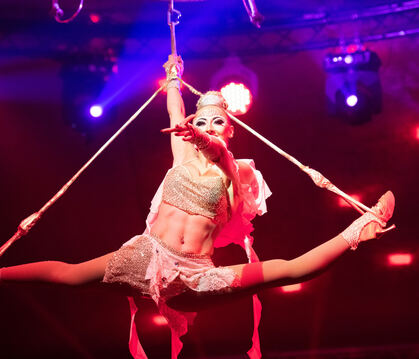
{"left": 163, "top": 54, "right": 184, "bottom": 80}
{"left": 161, "top": 118, "right": 210, "bottom": 150}
{"left": 160, "top": 113, "right": 195, "bottom": 135}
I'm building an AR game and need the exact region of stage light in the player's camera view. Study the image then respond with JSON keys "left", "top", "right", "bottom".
{"left": 89, "top": 13, "right": 101, "bottom": 23}
{"left": 158, "top": 78, "right": 167, "bottom": 91}
{"left": 346, "top": 94, "right": 358, "bottom": 107}
{"left": 211, "top": 55, "right": 258, "bottom": 115}
{"left": 152, "top": 315, "right": 168, "bottom": 326}
{"left": 388, "top": 253, "right": 413, "bottom": 266}
{"left": 220, "top": 82, "right": 252, "bottom": 115}
{"left": 89, "top": 105, "right": 103, "bottom": 118}
{"left": 415, "top": 126, "right": 419, "bottom": 140}
{"left": 60, "top": 51, "right": 116, "bottom": 136}
{"left": 281, "top": 283, "right": 302, "bottom": 293}
{"left": 344, "top": 55, "right": 354, "bottom": 65}
{"left": 324, "top": 48, "right": 382, "bottom": 125}
{"left": 346, "top": 43, "right": 365, "bottom": 53}
{"left": 338, "top": 194, "right": 361, "bottom": 208}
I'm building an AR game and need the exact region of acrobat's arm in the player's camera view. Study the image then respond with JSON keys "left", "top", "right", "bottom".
{"left": 163, "top": 55, "right": 196, "bottom": 165}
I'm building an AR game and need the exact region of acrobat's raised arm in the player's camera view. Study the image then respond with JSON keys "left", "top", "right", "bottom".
{"left": 163, "top": 55, "right": 196, "bottom": 166}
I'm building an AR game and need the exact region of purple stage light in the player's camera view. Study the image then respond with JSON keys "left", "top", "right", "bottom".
{"left": 344, "top": 54, "right": 354, "bottom": 64}
{"left": 346, "top": 95, "right": 358, "bottom": 107}
{"left": 89, "top": 105, "right": 103, "bottom": 118}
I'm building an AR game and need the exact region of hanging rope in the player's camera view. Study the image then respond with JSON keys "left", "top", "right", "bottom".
{"left": 242, "top": 0, "right": 264, "bottom": 28}
{"left": 0, "top": 83, "right": 166, "bottom": 257}
{"left": 168, "top": 0, "right": 182, "bottom": 56}
{"left": 177, "top": 77, "right": 396, "bottom": 226}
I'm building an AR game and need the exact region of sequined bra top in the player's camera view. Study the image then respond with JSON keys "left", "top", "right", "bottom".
{"left": 162, "top": 164, "right": 230, "bottom": 224}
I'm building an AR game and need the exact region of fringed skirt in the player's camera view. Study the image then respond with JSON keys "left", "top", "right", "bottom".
{"left": 103, "top": 233, "right": 239, "bottom": 300}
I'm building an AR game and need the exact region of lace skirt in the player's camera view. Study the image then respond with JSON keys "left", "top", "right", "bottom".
{"left": 103, "top": 233, "right": 239, "bottom": 301}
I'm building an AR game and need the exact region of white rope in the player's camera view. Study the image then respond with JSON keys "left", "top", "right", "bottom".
{"left": 224, "top": 110, "right": 369, "bottom": 214}
{"left": 1, "top": 83, "right": 166, "bottom": 257}
{"left": 178, "top": 77, "right": 380, "bottom": 216}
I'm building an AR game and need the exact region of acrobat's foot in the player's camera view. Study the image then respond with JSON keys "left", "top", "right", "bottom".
{"left": 341, "top": 191, "right": 395, "bottom": 250}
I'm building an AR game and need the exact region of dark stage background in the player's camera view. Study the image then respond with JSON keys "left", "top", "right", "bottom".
{"left": 0, "top": 1, "right": 418, "bottom": 358}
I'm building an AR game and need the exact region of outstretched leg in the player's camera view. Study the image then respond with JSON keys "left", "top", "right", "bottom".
{"left": 228, "top": 191, "right": 395, "bottom": 291}
{"left": 0, "top": 252, "right": 114, "bottom": 285}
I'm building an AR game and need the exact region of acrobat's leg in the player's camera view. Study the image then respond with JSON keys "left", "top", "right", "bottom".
{"left": 227, "top": 191, "right": 395, "bottom": 291}
{"left": 227, "top": 235, "right": 350, "bottom": 290}
{"left": 0, "top": 252, "right": 114, "bottom": 285}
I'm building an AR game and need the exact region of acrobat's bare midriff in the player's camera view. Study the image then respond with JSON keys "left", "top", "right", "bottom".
{"left": 150, "top": 202, "right": 219, "bottom": 256}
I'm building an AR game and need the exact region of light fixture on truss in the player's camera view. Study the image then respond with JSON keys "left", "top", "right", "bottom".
{"left": 211, "top": 55, "right": 258, "bottom": 116}
{"left": 324, "top": 47, "right": 382, "bottom": 125}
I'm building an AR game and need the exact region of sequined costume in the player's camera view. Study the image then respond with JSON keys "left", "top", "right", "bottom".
{"left": 103, "top": 159, "right": 271, "bottom": 359}
{"left": 162, "top": 164, "right": 230, "bottom": 223}
{"left": 103, "top": 232, "right": 239, "bottom": 299}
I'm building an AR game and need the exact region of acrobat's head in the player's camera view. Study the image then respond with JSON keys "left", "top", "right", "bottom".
{"left": 193, "top": 91, "right": 234, "bottom": 144}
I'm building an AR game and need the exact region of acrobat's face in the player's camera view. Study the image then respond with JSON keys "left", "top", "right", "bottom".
{"left": 193, "top": 105, "right": 234, "bottom": 143}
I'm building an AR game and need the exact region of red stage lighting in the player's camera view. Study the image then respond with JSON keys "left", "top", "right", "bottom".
{"left": 280, "top": 283, "right": 302, "bottom": 293}
{"left": 415, "top": 126, "right": 419, "bottom": 140}
{"left": 338, "top": 194, "right": 361, "bottom": 208}
{"left": 89, "top": 13, "right": 101, "bottom": 23}
{"left": 152, "top": 315, "right": 168, "bottom": 326}
{"left": 220, "top": 82, "right": 252, "bottom": 115}
{"left": 388, "top": 253, "right": 413, "bottom": 266}
{"left": 158, "top": 78, "right": 167, "bottom": 91}
{"left": 346, "top": 43, "right": 366, "bottom": 53}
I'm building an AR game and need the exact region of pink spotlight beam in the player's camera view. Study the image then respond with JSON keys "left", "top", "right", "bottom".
{"left": 280, "top": 283, "right": 303, "bottom": 293}
{"left": 152, "top": 315, "right": 168, "bottom": 326}
{"left": 339, "top": 194, "right": 361, "bottom": 208}
{"left": 388, "top": 253, "right": 413, "bottom": 266}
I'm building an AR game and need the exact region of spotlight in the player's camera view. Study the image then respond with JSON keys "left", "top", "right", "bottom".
{"left": 346, "top": 94, "right": 358, "bottom": 107}
{"left": 152, "top": 315, "right": 168, "bottom": 326}
{"left": 158, "top": 78, "right": 167, "bottom": 90}
{"left": 338, "top": 194, "right": 361, "bottom": 208}
{"left": 60, "top": 50, "right": 116, "bottom": 137}
{"left": 211, "top": 55, "right": 258, "bottom": 115}
{"left": 344, "top": 54, "right": 354, "bottom": 65}
{"left": 220, "top": 82, "right": 252, "bottom": 115}
{"left": 89, "top": 13, "right": 101, "bottom": 23}
{"left": 89, "top": 105, "right": 103, "bottom": 118}
{"left": 324, "top": 48, "right": 382, "bottom": 125}
{"left": 280, "top": 283, "right": 302, "bottom": 293}
{"left": 388, "top": 253, "right": 413, "bottom": 266}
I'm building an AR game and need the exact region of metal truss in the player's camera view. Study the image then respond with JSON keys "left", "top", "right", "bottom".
{"left": 1, "top": 1, "right": 419, "bottom": 59}
{"left": 178, "top": 0, "right": 419, "bottom": 56}
{"left": 259, "top": 0, "right": 419, "bottom": 53}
